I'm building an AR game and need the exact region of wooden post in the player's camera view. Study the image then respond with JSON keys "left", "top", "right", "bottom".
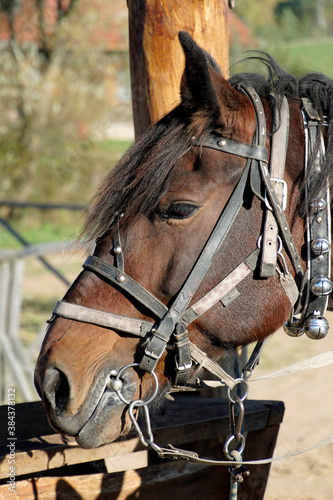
{"left": 128, "top": 0, "right": 230, "bottom": 138}
{"left": 127, "top": 0, "right": 240, "bottom": 396}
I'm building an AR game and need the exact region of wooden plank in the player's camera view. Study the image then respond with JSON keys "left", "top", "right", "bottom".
{"left": 104, "top": 450, "right": 148, "bottom": 473}
{"left": 0, "top": 399, "right": 284, "bottom": 480}
{"left": 0, "top": 401, "right": 53, "bottom": 443}
{"left": 0, "top": 435, "right": 143, "bottom": 480}
{"left": 1, "top": 461, "right": 232, "bottom": 500}
{"left": 0, "top": 398, "right": 284, "bottom": 443}
{"left": 0, "top": 424, "right": 283, "bottom": 500}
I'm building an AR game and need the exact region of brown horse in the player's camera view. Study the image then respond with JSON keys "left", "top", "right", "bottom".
{"left": 35, "top": 32, "right": 333, "bottom": 448}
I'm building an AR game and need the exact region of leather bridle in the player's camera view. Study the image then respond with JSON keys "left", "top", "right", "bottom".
{"left": 49, "top": 85, "right": 332, "bottom": 391}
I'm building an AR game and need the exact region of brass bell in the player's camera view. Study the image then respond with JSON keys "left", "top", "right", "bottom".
{"left": 310, "top": 276, "right": 332, "bottom": 296}
{"left": 311, "top": 238, "right": 330, "bottom": 255}
{"left": 304, "top": 315, "right": 329, "bottom": 340}
{"left": 311, "top": 198, "right": 326, "bottom": 213}
{"left": 283, "top": 323, "right": 304, "bottom": 337}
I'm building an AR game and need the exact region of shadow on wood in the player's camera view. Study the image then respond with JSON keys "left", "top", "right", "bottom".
{"left": 0, "top": 396, "right": 284, "bottom": 499}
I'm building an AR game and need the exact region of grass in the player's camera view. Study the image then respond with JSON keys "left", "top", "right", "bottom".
{"left": 230, "top": 37, "right": 333, "bottom": 79}
{"left": 0, "top": 217, "right": 82, "bottom": 249}
{"left": 286, "top": 38, "right": 333, "bottom": 77}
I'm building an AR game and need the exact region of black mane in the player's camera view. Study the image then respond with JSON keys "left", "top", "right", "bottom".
{"left": 229, "top": 53, "right": 333, "bottom": 215}
{"left": 83, "top": 53, "right": 333, "bottom": 239}
{"left": 82, "top": 108, "right": 194, "bottom": 239}
{"left": 230, "top": 52, "right": 333, "bottom": 118}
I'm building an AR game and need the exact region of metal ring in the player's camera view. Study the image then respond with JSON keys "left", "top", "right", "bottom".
{"left": 223, "top": 434, "right": 246, "bottom": 461}
{"left": 115, "top": 363, "right": 159, "bottom": 406}
{"left": 227, "top": 378, "right": 249, "bottom": 403}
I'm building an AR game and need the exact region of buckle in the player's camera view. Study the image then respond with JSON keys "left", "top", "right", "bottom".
{"left": 265, "top": 178, "right": 287, "bottom": 211}
{"left": 144, "top": 349, "right": 161, "bottom": 361}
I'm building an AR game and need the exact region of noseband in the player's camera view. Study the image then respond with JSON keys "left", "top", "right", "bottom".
{"left": 50, "top": 86, "right": 332, "bottom": 390}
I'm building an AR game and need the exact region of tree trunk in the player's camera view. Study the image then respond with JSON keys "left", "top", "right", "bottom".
{"left": 127, "top": 0, "right": 240, "bottom": 398}
{"left": 128, "top": 0, "right": 230, "bottom": 138}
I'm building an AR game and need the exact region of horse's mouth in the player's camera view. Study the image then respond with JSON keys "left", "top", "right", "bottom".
{"left": 39, "top": 368, "right": 138, "bottom": 448}
{"left": 75, "top": 384, "right": 136, "bottom": 448}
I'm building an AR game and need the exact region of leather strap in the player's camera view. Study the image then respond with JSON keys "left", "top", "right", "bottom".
{"left": 182, "top": 249, "right": 259, "bottom": 326}
{"left": 189, "top": 343, "right": 238, "bottom": 389}
{"left": 113, "top": 214, "right": 124, "bottom": 272}
{"left": 261, "top": 95, "right": 290, "bottom": 277}
{"left": 196, "top": 132, "right": 268, "bottom": 162}
{"left": 51, "top": 301, "right": 153, "bottom": 336}
{"left": 83, "top": 255, "right": 168, "bottom": 320}
{"left": 258, "top": 163, "right": 303, "bottom": 276}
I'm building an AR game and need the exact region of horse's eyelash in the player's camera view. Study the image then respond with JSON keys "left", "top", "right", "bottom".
{"left": 160, "top": 203, "right": 198, "bottom": 220}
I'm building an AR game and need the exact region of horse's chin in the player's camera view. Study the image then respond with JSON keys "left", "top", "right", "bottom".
{"left": 75, "top": 390, "right": 131, "bottom": 448}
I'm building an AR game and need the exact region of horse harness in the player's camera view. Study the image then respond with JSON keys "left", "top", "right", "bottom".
{"left": 51, "top": 85, "right": 332, "bottom": 389}
{"left": 48, "top": 86, "right": 332, "bottom": 493}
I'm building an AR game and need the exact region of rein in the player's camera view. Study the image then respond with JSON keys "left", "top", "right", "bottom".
{"left": 48, "top": 87, "right": 332, "bottom": 493}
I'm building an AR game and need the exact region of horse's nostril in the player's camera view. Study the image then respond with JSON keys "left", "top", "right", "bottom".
{"left": 43, "top": 368, "right": 70, "bottom": 414}
{"left": 55, "top": 370, "right": 70, "bottom": 413}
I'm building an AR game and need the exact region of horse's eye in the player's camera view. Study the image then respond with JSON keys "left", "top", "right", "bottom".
{"left": 160, "top": 203, "right": 198, "bottom": 221}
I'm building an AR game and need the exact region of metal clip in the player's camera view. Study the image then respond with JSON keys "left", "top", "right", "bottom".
{"left": 229, "top": 463, "right": 251, "bottom": 483}
{"left": 156, "top": 444, "right": 199, "bottom": 462}
{"left": 128, "top": 400, "right": 154, "bottom": 448}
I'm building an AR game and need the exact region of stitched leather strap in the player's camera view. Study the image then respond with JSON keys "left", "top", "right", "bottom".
{"left": 182, "top": 249, "right": 259, "bottom": 326}
{"left": 197, "top": 132, "right": 268, "bottom": 162}
{"left": 51, "top": 300, "right": 153, "bottom": 336}
{"left": 261, "top": 95, "right": 290, "bottom": 277}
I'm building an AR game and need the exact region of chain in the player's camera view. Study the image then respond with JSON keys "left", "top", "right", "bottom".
{"left": 224, "top": 380, "right": 251, "bottom": 499}
{"left": 116, "top": 364, "right": 252, "bottom": 500}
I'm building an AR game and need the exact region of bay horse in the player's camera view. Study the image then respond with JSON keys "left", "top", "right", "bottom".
{"left": 35, "top": 32, "right": 333, "bottom": 449}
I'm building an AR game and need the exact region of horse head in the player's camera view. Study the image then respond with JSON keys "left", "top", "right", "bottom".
{"left": 35, "top": 32, "right": 333, "bottom": 448}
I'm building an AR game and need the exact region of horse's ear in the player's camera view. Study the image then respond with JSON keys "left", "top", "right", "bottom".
{"left": 178, "top": 31, "right": 242, "bottom": 126}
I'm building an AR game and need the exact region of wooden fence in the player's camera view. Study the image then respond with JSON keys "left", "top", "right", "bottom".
{"left": 0, "top": 237, "right": 82, "bottom": 404}
{"left": 0, "top": 396, "right": 284, "bottom": 499}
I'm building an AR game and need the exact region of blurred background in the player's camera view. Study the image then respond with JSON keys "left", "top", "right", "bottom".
{"left": 1, "top": 4, "right": 333, "bottom": 498}
{"left": 0, "top": 0, "right": 333, "bottom": 401}
{"left": 1, "top": 0, "right": 333, "bottom": 248}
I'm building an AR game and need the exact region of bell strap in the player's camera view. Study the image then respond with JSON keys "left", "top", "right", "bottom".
{"left": 286, "top": 100, "right": 331, "bottom": 333}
